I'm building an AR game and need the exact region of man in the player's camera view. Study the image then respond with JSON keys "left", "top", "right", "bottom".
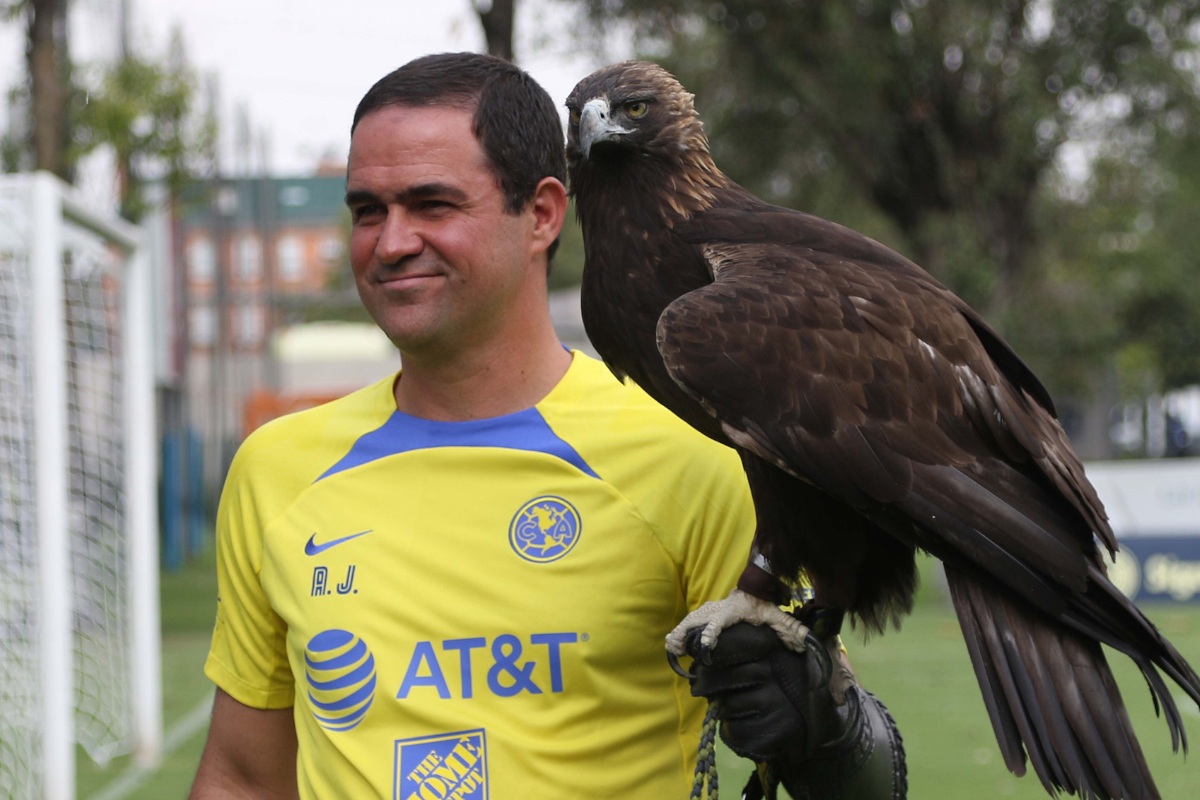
{"left": 190, "top": 53, "right": 902, "bottom": 800}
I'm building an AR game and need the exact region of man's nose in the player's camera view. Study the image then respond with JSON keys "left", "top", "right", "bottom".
{"left": 375, "top": 208, "right": 423, "bottom": 264}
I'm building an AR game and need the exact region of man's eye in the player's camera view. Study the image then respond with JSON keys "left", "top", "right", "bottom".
{"left": 420, "top": 200, "right": 452, "bottom": 211}
{"left": 352, "top": 204, "right": 384, "bottom": 222}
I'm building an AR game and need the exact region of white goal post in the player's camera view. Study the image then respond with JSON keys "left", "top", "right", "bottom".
{"left": 0, "top": 172, "right": 161, "bottom": 800}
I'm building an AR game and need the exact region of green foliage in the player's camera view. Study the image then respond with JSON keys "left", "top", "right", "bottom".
{"left": 0, "top": 104, "right": 26, "bottom": 172}
{"left": 1111, "top": 130, "right": 1200, "bottom": 390}
{"left": 0, "top": 15, "right": 210, "bottom": 216}
{"left": 0, "top": 1, "right": 29, "bottom": 171}
{"left": 73, "top": 31, "right": 213, "bottom": 221}
{"left": 572, "top": 0, "right": 1200, "bottom": 397}
{"left": 1018, "top": 118, "right": 1200, "bottom": 395}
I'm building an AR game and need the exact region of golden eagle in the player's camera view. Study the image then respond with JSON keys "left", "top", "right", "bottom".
{"left": 566, "top": 61, "right": 1200, "bottom": 800}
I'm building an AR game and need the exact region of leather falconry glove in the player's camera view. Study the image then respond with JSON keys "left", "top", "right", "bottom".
{"left": 684, "top": 622, "right": 907, "bottom": 800}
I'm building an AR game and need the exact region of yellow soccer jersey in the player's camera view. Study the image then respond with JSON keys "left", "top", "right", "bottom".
{"left": 205, "top": 351, "right": 763, "bottom": 799}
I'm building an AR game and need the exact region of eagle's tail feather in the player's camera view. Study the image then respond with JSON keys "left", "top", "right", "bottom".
{"left": 1081, "top": 563, "right": 1200, "bottom": 743}
{"left": 946, "top": 567, "right": 1160, "bottom": 800}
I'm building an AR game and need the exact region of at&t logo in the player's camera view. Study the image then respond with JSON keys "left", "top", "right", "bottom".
{"left": 305, "top": 629, "right": 376, "bottom": 731}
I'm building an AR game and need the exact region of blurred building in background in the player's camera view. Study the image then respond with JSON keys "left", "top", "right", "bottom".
{"left": 180, "top": 172, "right": 345, "bottom": 373}
{"left": 172, "top": 173, "right": 344, "bottom": 491}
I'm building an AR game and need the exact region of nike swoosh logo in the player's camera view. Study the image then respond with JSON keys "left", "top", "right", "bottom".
{"left": 305, "top": 530, "right": 373, "bottom": 556}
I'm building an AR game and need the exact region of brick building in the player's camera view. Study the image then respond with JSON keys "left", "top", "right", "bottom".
{"left": 181, "top": 175, "right": 348, "bottom": 355}
{"left": 175, "top": 174, "right": 352, "bottom": 472}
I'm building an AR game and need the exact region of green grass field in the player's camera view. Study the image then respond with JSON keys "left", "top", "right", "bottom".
{"left": 79, "top": 553, "right": 1200, "bottom": 799}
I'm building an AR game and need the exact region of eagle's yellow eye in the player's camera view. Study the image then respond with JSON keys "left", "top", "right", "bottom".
{"left": 627, "top": 101, "right": 648, "bottom": 118}
{"left": 569, "top": 108, "right": 581, "bottom": 125}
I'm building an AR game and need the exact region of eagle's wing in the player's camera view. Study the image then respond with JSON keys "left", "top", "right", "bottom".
{"left": 656, "top": 233, "right": 1109, "bottom": 591}
{"left": 656, "top": 229, "right": 1200, "bottom": 799}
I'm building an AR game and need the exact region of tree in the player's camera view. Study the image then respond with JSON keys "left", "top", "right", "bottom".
{"left": 27, "top": 0, "right": 68, "bottom": 176}
{"left": 72, "top": 30, "right": 212, "bottom": 221}
{"left": 2, "top": 9, "right": 212, "bottom": 222}
{"left": 1, "top": 0, "right": 70, "bottom": 177}
{"left": 1074, "top": 121, "right": 1200, "bottom": 392}
{"left": 476, "top": 0, "right": 517, "bottom": 61}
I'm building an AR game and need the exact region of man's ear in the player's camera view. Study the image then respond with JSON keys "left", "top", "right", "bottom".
{"left": 528, "top": 177, "right": 568, "bottom": 258}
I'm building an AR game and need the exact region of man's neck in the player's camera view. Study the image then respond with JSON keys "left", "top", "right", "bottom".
{"left": 392, "top": 314, "right": 572, "bottom": 422}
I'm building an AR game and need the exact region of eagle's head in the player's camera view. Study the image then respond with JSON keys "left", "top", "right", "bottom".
{"left": 566, "top": 61, "right": 727, "bottom": 224}
{"left": 565, "top": 60, "right": 710, "bottom": 172}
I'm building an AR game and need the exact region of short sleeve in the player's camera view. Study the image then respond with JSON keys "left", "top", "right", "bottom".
{"left": 677, "top": 446, "right": 757, "bottom": 610}
{"left": 203, "top": 446, "right": 295, "bottom": 709}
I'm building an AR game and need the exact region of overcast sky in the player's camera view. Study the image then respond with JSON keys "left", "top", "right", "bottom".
{"left": 0, "top": 0, "right": 626, "bottom": 204}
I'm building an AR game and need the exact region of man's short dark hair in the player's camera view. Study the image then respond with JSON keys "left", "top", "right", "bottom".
{"left": 353, "top": 52, "right": 566, "bottom": 261}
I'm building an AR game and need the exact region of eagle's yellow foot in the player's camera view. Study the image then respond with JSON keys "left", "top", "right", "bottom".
{"left": 665, "top": 588, "right": 809, "bottom": 657}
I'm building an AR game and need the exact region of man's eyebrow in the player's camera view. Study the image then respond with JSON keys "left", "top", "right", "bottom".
{"left": 344, "top": 183, "right": 468, "bottom": 207}
{"left": 344, "top": 189, "right": 380, "bottom": 207}
{"left": 405, "top": 183, "right": 468, "bottom": 202}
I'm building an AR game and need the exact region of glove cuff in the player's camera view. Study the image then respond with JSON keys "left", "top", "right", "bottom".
{"left": 772, "top": 687, "right": 907, "bottom": 800}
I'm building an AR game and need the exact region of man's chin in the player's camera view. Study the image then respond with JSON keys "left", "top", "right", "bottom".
{"left": 362, "top": 293, "right": 444, "bottom": 347}
{"left": 374, "top": 313, "right": 451, "bottom": 355}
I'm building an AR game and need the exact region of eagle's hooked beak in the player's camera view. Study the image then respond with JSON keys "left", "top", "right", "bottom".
{"left": 579, "top": 98, "right": 631, "bottom": 159}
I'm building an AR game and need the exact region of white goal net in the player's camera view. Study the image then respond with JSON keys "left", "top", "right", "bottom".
{"left": 64, "top": 214, "right": 133, "bottom": 765}
{"left": 0, "top": 174, "right": 160, "bottom": 800}
{"left": 0, "top": 184, "right": 41, "bottom": 800}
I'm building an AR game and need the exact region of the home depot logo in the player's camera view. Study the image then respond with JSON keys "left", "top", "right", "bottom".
{"left": 394, "top": 728, "right": 488, "bottom": 800}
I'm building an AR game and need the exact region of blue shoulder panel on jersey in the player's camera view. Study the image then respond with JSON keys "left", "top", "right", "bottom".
{"left": 315, "top": 407, "right": 600, "bottom": 482}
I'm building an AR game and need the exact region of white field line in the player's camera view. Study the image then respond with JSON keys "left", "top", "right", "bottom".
{"left": 87, "top": 690, "right": 215, "bottom": 800}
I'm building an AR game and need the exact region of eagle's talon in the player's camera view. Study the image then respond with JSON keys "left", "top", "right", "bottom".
{"left": 667, "top": 651, "right": 697, "bottom": 680}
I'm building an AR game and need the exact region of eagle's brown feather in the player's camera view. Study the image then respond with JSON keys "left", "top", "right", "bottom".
{"left": 566, "top": 60, "right": 1200, "bottom": 800}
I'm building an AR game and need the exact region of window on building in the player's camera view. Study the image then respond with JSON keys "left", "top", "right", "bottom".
{"left": 320, "top": 235, "right": 344, "bottom": 262}
{"left": 190, "top": 306, "right": 215, "bottom": 346}
{"left": 187, "top": 237, "right": 215, "bottom": 282}
{"left": 235, "top": 234, "right": 262, "bottom": 282}
{"left": 277, "top": 235, "right": 305, "bottom": 283}
{"left": 236, "top": 304, "right": 265, "bottom": 348}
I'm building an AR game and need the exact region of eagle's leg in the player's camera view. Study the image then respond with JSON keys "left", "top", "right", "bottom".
{"left": 666, "top": 559, "right": 809, "bottom": 655}
{"left": 666, "top": 558, "right": 858, "bottom": 705}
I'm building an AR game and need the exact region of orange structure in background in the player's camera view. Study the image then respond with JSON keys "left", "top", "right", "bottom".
{"left": 243, "top": 389, "right": 344, "bottom": 437}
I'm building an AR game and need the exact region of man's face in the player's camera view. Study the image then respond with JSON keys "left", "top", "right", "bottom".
{"left": 345, "top": 104, "right": 534, "bottom": 354}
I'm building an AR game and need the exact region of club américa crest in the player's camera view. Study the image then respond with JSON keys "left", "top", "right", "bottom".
{"left": 508, "top": 496, "right": 581, "bottom": 563}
